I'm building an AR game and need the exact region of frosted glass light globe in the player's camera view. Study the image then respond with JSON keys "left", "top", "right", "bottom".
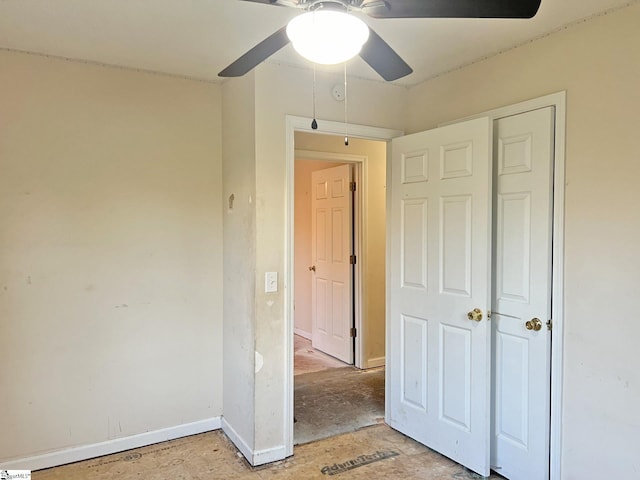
{"left": 286, "top": 10, "right": 370, "bottom": 65}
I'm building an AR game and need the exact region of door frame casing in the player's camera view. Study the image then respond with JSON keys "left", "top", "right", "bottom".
{"left": 441, "top": 91, "right": 566, "bottom": 480}
{"left": 284, "top": 116, "right": 403, "bottom": 457}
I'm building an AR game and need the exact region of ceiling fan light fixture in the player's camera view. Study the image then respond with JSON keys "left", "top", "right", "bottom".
{"left": 286, "top": 10, "right": 369, "bottom": 65}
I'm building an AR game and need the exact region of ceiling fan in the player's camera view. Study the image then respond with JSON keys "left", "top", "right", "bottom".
{"left": 219, "top": 0, "right": 542, "bottom": 82}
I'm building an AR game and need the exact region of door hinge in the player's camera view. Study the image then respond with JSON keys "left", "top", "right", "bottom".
{"left": 546, "top": 319, "right": 553, "bottom": 331}
{"left": 350, "top": 255, "right": 357, "bottom": 265}
{"left": 350, "top": 327, "right": 357, "bottom": 338}
{"left": 349, "top": 181, "right": 356, "bottom": 192}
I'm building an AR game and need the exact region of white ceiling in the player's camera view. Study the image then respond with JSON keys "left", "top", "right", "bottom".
{"left": 0, "top": 0, "right": 633, "bottom": 86}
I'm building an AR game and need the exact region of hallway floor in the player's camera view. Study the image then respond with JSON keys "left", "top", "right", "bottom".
{"left": 294, "top": 334, "right": 346, "bottom": 375}
{"left": 294, "top": 334, "right": 384, "bottom": 445}
{"left": 295, "top": 366, "right": 385, "bottom": 445}
{"left": 34, "top": 424, "right": 503, "bottom": 479}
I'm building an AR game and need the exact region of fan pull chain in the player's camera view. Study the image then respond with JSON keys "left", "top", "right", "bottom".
{"left": 311, "top": 63, "right": 318, "bottom": 130}
{"left": 344, "top": 62, "right": 349, "bottom": 146}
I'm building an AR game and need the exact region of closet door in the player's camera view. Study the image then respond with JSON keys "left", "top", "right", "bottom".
{"left": 491, "top": 106, "right": 554, "bottom": 480}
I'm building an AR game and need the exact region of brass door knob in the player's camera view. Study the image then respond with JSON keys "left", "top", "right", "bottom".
{"left": 525, "top": 318, "right": 543, "bottom": 331}
{"left": 467, "top": 308, "right": 483, "bottom": 322}
{"left": 308, "top": 265, "right": 316, "bottom": 272}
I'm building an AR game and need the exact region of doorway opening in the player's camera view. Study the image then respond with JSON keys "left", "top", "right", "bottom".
{"left": 284, "top": 116, "right": 401, "bottom": 457}
{"left": 292, "top": 131, "right": 388, "bottom": 446}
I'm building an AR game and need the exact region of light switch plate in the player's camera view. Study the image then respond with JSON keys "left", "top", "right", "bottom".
{"left": 265, "top": 272, "right": 278, "bottom": 293}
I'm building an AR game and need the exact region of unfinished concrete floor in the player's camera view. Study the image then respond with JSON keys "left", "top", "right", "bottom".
{"left": 294, "top": 334, "right": 346, "bottom": 375}
{"left": 293, "top": 334, "right": 384, "bottom": 445}
{"left": 295, "top": 366, "right": 385, "bottom": 445}
{"left": 33, "top": 424, "right": 504, "bottom": 479}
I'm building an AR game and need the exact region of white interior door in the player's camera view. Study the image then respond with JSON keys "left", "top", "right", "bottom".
{"left": 388, "top": 117, "right": 492, "bottom": 476}
{"left": 311, "top": 164, "right": 354, "bottom": 364}
{"left": 491, "top": 107, "right": 554, "bottom": 480}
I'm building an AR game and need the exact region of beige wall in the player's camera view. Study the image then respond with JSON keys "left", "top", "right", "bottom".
{"left": 221, "top": 73, "right": 257, "bottom": 452}
{"left": 293, "top": 159, "right": 343, "bottom": 338}
{"left": 294, "top": 134, "right": 388, "bottom": 366}
{"left": 0, "top": 51, "right": 223, "bottom": 463}
{"left": 406, "top": 4, "right": 640, "bottom": 478}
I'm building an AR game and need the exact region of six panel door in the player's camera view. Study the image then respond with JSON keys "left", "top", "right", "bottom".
{"left": 311, "top": 164, "right": 354, "bottom": 364}
{"left": 388, "top": 117, "right": 492, "bottom": 476}
{"left": 491, "top": 107, "right": 554, "bottom": 480}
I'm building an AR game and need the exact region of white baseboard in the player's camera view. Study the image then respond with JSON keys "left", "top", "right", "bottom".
{"left": 253, "top": 444, "right": 287, "bottom": 466}
{"left": 221, "top": 417, "right": 253, "bottom": 464}
{"left": 365, "top": 356, "right": 385, "bottom": 369}
{"left": 293, "top": 328, "right": 311, "bottom": 340}
{"left": 1, "top": 417, "right": 221, "bottom": 472}
{"left": 221, "top": 418, "right": 286, "bottom": 466}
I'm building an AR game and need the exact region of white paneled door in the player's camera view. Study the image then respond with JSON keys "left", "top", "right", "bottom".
{"left": 491, "top": 107, "right": 554, "bottom": 480}
{"left": 311, "top": 164, "right": 354, "bottom": 364}
{"left": 388, "top": 118, "right": 493, "bottom": 476}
